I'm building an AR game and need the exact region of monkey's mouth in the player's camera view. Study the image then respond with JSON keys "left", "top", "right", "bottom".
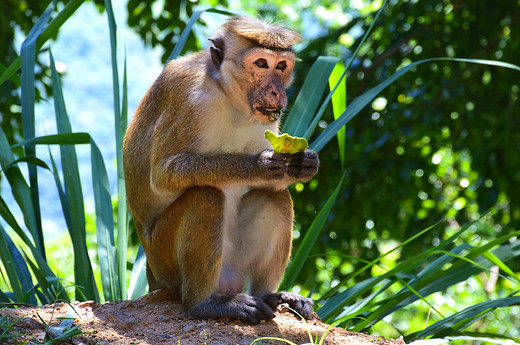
{"left": 256, "top": 107, "right": 281, "bottom": 122}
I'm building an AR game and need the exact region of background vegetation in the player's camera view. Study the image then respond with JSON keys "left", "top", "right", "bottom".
{"left": 1, "top": 0, "right": 519, "bottom": 343}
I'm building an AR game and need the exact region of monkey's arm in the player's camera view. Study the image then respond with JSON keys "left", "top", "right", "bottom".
{"left": 151, "top": 150, "right": 289, "bottom": 192}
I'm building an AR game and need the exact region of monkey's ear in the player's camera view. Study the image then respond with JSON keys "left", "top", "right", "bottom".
{"left": 209, "top": 38, "right": 225, "bottom": 70}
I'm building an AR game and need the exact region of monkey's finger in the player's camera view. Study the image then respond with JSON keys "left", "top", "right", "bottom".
{"left": 269, "top": 292, "right": 314, "bottom": 319}
{"left": 291, "top": 150, "right": 317, "bottom": 159}
{"left": 272, "top": 152, "right": 292, "bottom": 161}
{"left": 240, "top": 302, "right": 275, "bottom": 323}
{"left": 252, "top": 297, "right": 276, "bottom": 320}
{"left": 289, "top": 158, "right": 319, "bottom": 169}
{"left": 260, "top": 293, "right": 281, "bottom": 309}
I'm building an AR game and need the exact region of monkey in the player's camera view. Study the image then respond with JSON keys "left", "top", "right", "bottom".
{"left": 123, "top": 16, "right": 319, "bottom": 324}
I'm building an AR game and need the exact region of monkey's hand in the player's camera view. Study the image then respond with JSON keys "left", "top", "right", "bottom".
{"left": 257, "top": 149, "right": 291, "bottom": 180}
{"left": 261, "top": 292, "right": 314, "bottom": 320}
{"left": 287, "top": 150, "right": 319, "bottom": 182}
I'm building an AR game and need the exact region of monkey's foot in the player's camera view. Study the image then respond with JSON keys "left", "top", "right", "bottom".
{"left": 188, "top": 293, "right": 275, "bottom": 325}
{"left": 261, "top": 291, "right": 314, "bottom": 320}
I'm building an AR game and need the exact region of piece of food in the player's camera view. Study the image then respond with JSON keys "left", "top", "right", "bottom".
{"left": 264, "top": 130, "right": 309, "bottom": 154}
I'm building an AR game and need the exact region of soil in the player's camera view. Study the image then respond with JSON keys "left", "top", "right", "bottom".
{"left": 1, "top": 290, "right": 406, "bottom": 345}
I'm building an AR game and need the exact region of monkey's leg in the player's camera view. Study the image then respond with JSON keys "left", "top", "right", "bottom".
{"left": 234, "top": 188, "right": 314, "bottom": 319}
{"left": 149, "top": 186, "right": 275, "bottom": 324}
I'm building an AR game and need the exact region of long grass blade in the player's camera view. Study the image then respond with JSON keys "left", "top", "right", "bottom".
{"left": 282, "top": 56, "right": 339, "bottom": 138}
{"left": 91, "top": 140, "right": 118, "bottom": 302}
{"left": 0, "top": 196, "right": 32, "bottom": 245}
{"left": 11, "top": 133, "right": 91, "bottom": 147}
{"left": 282, "top": 172, "right": 345, "bottom": 290}
{"left": 49, "top": 50, "right": 99, "bottom": 302}
{"left": 20, "top": 0, "right": 56, "bottom": 260}
{"left": 167, "top": 8, "right": 235, "bottom": 62}
{"left": 0, "top": 128, "right": 39, "bottom": 248}
{"left": 116, "top": 54, "right": 129, "bottom": 301}
{"left": 0, "top": 225, "right": 24, "bottom": 301}
{"left": 2, "top": 228, "right": 37, "bottom": 305}
{"left": 128, "top": 245, "right": 148, "bottom": 300}
{"left": 104, "top": 0, "right": 126, "bottom": 300}
{"left": 22, "top": 252, "right": 67, "bottom": 304}
{"left": 328, "top": 61, "right": 347, "bottom": 168}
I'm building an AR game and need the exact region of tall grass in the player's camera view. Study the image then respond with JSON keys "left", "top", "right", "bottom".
{"left": 1, "top": 0, "right": 519, "bottom": 341}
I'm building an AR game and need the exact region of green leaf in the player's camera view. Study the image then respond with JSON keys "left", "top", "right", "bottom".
{"left": 328, "top": 61, "right": 347, "bottom": 168}
{"left": 282, "top": 172, "right": 345, "bottom": 290}
{"left": 283, "top": 56, "right": 339, "bottom": 138}
{"left": 0, "top": 196, "right": 32, "bottom": 245}
{"left": 128, "top": 245, "right": 148, "bottom": 300}
{"left": 1, "top": 157, "right": 50, "bottom": 174}
{"left": 481, "top": 251, "right": 519, "bottom": 282}
{"left": 0, "top": 225, "right": 24, "bottom": 301}
{"left": 91, "top": 141, "right": 118, "bottom": 302}
{"left": 104, "top": 0, "right": 127, "bottom": 301}
{"left": 0, "top": 127, "right": 39, "bottom": 248}
{"left": 167, "top": 8, "right": 235, "bottom": 62}
{"left": 20, "top": 0, "right": 55, "bottom": 261}
{"left": 50, "top": 50, "right": 99, "bottom": 302}
{"left": 116, "top": 54, "right": 129, "bottom": 301}
{"left": 11, "top": 133, "right": 91, "bottom": 147}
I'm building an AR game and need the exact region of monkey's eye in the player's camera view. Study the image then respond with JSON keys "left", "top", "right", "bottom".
{"left": 276, "top": 61, "right": 287, "bottom": 71}
{"left": 254, "top": 58, "right": 268, "bottom": 68}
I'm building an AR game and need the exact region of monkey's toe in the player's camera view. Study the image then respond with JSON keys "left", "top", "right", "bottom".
{"left": 261, "top": 291, "right": 314, "bottom": 319}
{"left": 233, "top": 294, "right": 275, "bottom": 324}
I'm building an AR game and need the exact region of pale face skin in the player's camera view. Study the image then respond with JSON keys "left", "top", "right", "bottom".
{"left": 242, "top": 48, "right": 296, "bottom": 123}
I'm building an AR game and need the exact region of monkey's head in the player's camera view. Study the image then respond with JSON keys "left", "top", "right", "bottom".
{"left": 208, "top": 17, "right": 301, "bottom": 124}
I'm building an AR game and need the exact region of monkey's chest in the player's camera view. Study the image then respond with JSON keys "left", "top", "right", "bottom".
{"left": 200, "top": 115, "right": 276, "bottom": 154}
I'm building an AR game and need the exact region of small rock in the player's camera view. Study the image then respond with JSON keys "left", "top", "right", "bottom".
{"left": 198, "top": 328, "right": 211, "bottom": 339}
{"left": 182, "top": 322, "right": 196, "bottom": 333}
{"left": 157, "top": 315, "right": 169, "bottom": 322}
{"left": 15, "top": 316, "right": 40, "bottom": 329}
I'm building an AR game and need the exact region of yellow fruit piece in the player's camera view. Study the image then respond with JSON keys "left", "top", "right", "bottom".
{"left": 264, "top": 130, "right": 309, "bottom": 154}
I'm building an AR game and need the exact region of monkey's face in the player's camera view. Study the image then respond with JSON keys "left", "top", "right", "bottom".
{"left": 243, "top": 48, "right": 295, "bottom": 123}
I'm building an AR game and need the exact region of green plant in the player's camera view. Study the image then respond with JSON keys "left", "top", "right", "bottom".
{"left": 0, "top": 314, "right": 22, "bottom": 341}
{"left": 32, "top": 305, "right": 85, "bottom": 345}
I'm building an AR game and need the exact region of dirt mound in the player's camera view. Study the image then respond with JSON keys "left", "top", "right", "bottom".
{"left": 1, "top": 290, "right": 405, "bottom": 344}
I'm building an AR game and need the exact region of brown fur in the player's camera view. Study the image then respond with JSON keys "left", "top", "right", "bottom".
{"left": 123, "top": 16, "right": 318, "bottom": 324}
